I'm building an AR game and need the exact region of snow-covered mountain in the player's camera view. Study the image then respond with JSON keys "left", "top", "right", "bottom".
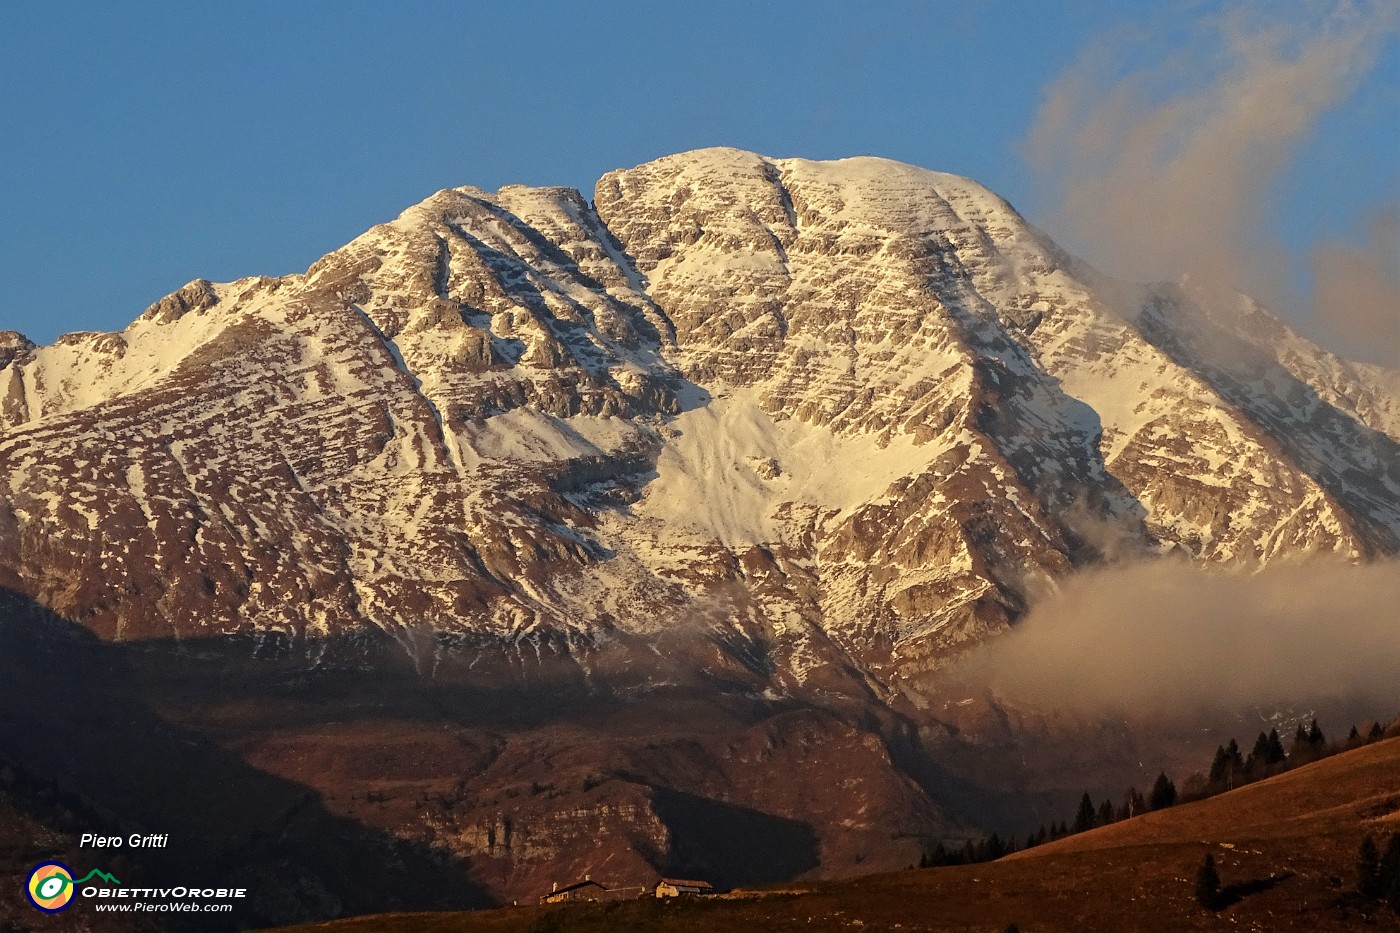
{"left": 1, "top": 147, "right": 1397, "bottom": 687}
{"left": 4, "top": 147, "right": 1398, "bottom": 912}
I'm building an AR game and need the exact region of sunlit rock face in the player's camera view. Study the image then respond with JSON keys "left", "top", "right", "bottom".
{"left": 0, "top": 147, "right": 1396, "bottom": 684}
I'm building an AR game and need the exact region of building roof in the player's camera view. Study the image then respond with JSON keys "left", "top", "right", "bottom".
{"left": 542, "top": 879, "right": 606, "bottom": 897}
{"left": 658, "top": 877, "right": 713, "bottom": 889}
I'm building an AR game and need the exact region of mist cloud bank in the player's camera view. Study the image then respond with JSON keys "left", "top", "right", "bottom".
{"left": 965, "top": 559, "right": 1400, "bottom": 715}
{"left": 1312, "top": 208, "right": 1400, "bottom": 367}
{"left": 1025, "top": 1, "right": 1399, "bottom": 365}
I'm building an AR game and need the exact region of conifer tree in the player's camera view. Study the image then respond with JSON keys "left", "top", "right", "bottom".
{"left": 1308, "top": 719, "right": 1325, "bottom": 749}
{"left": 1195, "top": 851, "right": 1221, "bottom": 909}
{"left": 1228, "top": 738, "right": 1245, "bottom": 768}
{"left": 1097, "top": 798, "right": 1115, "bottom": 826}
{"left": 1370, "top": 721, "right": 1386, "bottom": 742}
{"left": 1291, "top": 722, "right": 1311, "bottom": 757}
{"left": 1266, "top": 728, "right": 1286, "bottom": 765}
{"left": 1208, "top": 745, "right": 1229, "bottom": 784}
{"left": 1149, "top": 772, "right": 1177, "bottom": 810}
{"left": 1250, "top": 731, "right": 1272, "bottom": 763}
{"left": 1220, "top": 738, "right": 1246, "bottom": 786}
{"left": 1209, "top": 739, "right": 1243, "bottom": 788}
{"left": 1349, "top": 725, "right": 1362, "bottom": 746}
{"left": 1358, "top": 835, "right": 1381, "bottom": 897}
{"left": 1073, "top": 793, "right": 1096, "bottom": 833}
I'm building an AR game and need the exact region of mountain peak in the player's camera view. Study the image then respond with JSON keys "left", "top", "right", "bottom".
{"left": 0, "top": 151, "right": 1395, "bottom": 662}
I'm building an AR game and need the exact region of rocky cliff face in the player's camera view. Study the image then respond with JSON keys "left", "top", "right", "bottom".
{"left": 1, "top": 147, "right": 1395, "bottom": 679}
{"left": 2, "top": 147, "right": 1397, "bottom": 911}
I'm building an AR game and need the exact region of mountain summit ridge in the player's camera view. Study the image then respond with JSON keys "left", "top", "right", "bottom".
{"left": 0, "top": 147, "right": 1396, "bottom": 684}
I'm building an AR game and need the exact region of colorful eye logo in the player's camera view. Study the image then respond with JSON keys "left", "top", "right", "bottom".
{"left": 26, "top": 861, "right": 76, "bottom": 912}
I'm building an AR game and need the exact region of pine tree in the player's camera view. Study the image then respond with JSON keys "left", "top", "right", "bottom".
{"left": 1266, "top": 729, "right": 1286, "bottom": 765}
{"left": 1308, "top": 719, "right": 1325, "bottom": 749}
{"left": 1097, "top": 798, "right": 1116, "bottom": 826}
{"left": 1208, "top": 745, "right": 1229, "bottom": 784}
{"left": 1370, "top": 721, "right": 1386, "bottom": 742}
{"left": 1209, "top": 738, "right": 1245, "bottom": 788}
{"left": 1358, "top": 835, "right": 1381, "bottom": 897}
{"left": 1073, "top": 793, "right": 1096, "bottom": 833}
{"left": 1149, "top": 772, "right": 1177, "bottom": 810}
{"left": 1348, "top": 725, "right": 1362, "bottom": 746}
{"left": 1291, "top": 722, "right": 1311, "bottom": 758}
{"left": 1250, "top": 731, "right": 1272, "bottom": 764}
{"left": 1195, "top": 851, "right": 1221, "bottom": 909}
{"left": 1224, "top": 739, "right": 1244, "bottom": 786}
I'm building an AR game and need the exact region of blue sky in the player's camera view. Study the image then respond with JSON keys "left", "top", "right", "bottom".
{"left": 2, "top": 2, "right": 1396, "bottom": 345}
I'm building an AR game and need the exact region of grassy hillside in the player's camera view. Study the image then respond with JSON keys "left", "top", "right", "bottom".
{"left": 268, "top": 737, "right": 1400, "bottom": 931}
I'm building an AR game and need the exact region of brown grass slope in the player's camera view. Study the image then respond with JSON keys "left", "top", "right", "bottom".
{"left": 269, "top": 736, "right": 1400, "bottom": 932}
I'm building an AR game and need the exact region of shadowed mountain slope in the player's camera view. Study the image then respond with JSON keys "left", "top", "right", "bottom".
{"left": 267, "top": 735, "right": 1400, "bottom": 931}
